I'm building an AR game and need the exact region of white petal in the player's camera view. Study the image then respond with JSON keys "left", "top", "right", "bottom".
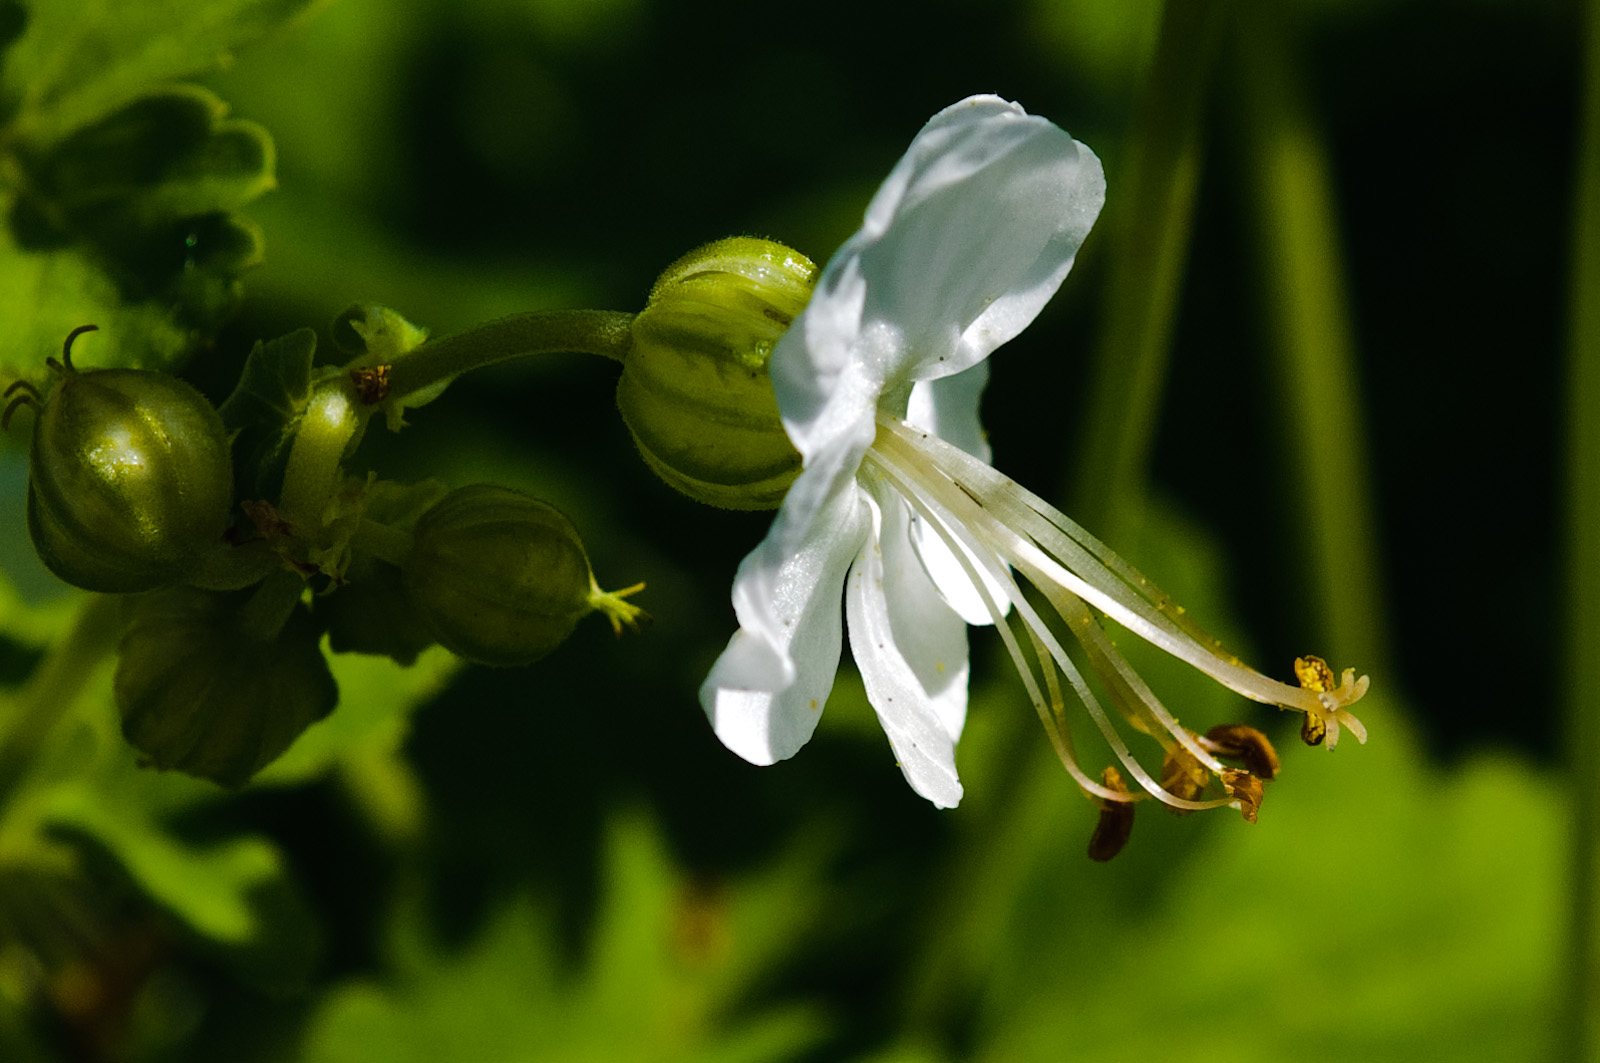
{"left": 700, "top": 476, "right": 870, "bottom": 765}
{"left": 770, "top": 96, "right": 1103, "bottom": 456}
{"left": 907, "top": 363, "right": 991, "bottom": 463}
{"left": 903, "top": 365, "right": 1012, "bottom": 626}
{"left": 845, "top": 480, "right": 969, "bottom": 808}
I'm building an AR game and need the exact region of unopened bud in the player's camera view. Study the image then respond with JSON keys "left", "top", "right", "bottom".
{"left": 617, "top": 238, "right": 815, "bottom": 510}
{"left": 403, "top": 484, "right": 645, "bottom": 667}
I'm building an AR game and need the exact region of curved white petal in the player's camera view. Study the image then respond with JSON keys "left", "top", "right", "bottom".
{"left": 907, "top": 362, "right": 990, "bottom": 463}
{"left": 701, "top": 476, "right": 870, "bottom": 765}
{"left": 903, "top": 364, "right": 1011, "bottom": 626}
{"left": 771, "top": 95, "right": 1104, "bottom": 459}
{"left": 845, "top": 479, "right": 969, "bottom": 808}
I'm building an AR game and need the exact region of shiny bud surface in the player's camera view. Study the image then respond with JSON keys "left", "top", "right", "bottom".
{"left": 617, "top": 237, "right": 815, "bottom": 510}
{"left": 28, "top": 363, "right": 233, "bottom": 592}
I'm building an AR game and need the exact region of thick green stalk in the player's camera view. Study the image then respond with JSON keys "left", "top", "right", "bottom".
{"left": 1232, "top": 5, "right": 1388, "bottom": 673}
{"left": 1070, "top": 0, "right": 1231, "bottom": 536}
{"left": 1562, "top": 0, "right": 1600, "bottom": 1054}
{"left": 383, "top": 309, "right": 634, "bottom": 403}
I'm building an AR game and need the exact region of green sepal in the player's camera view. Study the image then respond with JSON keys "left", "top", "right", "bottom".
{"left": 218, "top": 327, "right": 317, "bottom": 501}
{"left": 115, "top": 584, "right": 338, "bottom": 788}
{"left": 333, "top": 303, "right": 441, "bottom": 431}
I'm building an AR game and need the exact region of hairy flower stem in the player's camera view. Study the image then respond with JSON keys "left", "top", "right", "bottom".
{"left": 383, "top": 309, "right": 635, "bottom": 404}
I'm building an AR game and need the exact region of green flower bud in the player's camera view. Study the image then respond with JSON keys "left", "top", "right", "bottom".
{"left": 617, "top": 237, "right": 815, "bottom": 510}
{"left": 21, "top": 328, "right": 233, "bottom": 593}
{"left": 403, "top": 484, "right": 645, "bottom": 667}
{"left": 115, "top": 583, "right": 337, "bottom": 787}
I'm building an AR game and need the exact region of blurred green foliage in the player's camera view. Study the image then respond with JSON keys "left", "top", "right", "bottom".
{"left": 0, "top": 0, "right": 1587, "bottom": 1059}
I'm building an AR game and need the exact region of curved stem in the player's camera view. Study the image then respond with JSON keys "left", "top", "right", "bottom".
{"left": 352, "top": 518, "right": 414, "bottom": 569}
{"left": 383, "top": 309, "right": 635, "bottom": 403}
{"left": 278, "top": 375, "right": 363, "bottom": 532}
{"left": 0, "top": 594, "right": 123, "bottom": 815}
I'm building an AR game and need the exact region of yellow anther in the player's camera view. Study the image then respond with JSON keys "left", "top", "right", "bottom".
{"left": 1293, "top": 654, "right": 1336, "bottom": 693}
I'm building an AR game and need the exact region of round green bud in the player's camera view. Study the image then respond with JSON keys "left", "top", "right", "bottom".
{"left": 26, "top": 354, "right": 233, "bottom": 593}
{"left": 617, "top": 237, "right": 815, "bottom": 510}
{"left": 403, "top": 484, "right": 645, "bottom": 667}
{"left": 115, "top": 585, "right": 337, "bottom": 788}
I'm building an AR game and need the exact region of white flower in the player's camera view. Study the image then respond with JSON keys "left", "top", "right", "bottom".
{"left": 700, "top": 95, "right": 1368, "bottom": 817}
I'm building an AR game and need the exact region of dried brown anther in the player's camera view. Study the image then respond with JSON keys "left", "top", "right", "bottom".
{"left": 1300, "top": 712, "right": 1327, "bottom": 747}
{"left": 1088, "top": 766, "right": 1136, "bottom": 862}
{"left": 350, "top": 364, "right": 392, "bottom": 405}
{"left": 1221, "top": 770, "right": 1265, "bottom": 823}
{"left": 1201, "top": 724, "right": 1281, "bottom": 781}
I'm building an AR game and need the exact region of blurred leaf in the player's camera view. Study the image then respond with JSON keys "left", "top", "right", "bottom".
{"left": 1, "top": 84, "right": 274, "bottom": 381}
{"left": 0, "top": 0, "right": 322, "bottom": 147}
{"left": 40, "top": 786, "right": 283, "bottom": 945}
{"left": 302, "top": 814, "right": 831, "bottom": 1062}
{"left": 25, "top": 86, "right": 274, "bottom": 226}
{"left": 956, "top": 704, "right": 1560, "bottom": 1063}
{"left": 258, "top": 644, "right": 457, "bottom": 788}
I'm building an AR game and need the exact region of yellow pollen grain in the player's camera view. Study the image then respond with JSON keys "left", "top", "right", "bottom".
{"left": 1294, "top": 654, "right": 1335, "bottom": 693}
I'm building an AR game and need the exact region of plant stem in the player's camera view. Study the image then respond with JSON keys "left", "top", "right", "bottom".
{"left": 1232, "top": 2, "right": 1388, "bottom": 673}
{"left": 278, "top": 374, "right": 363, "bottom": 532}
{"left": 1562, "top": 0, "right": 1600, "bottom": 1054}
{"left": 383, "top": 309, "right": 635, "bottom": 403}
{"left": 0, "top": 594, "right": 122, "bottom": 815}
{"left": 1069, "top": 0, "right": 1231, "bottom": 537}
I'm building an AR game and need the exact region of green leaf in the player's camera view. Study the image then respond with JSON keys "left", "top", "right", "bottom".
{"left": 40, "top": 784, "right": 283, "bottom": 945}
{"left": 0, "top": 0, "right": 323, "bottom": 148}
{"left": 301, "top": 815, "right": 832, "bottom": 1063}
{"left": 0, "top": 84, "right": 274, "bottom": 383}
{"left": 218, "top": 327, "right": 317, "bottom": 499}
{"left": 31, "top": 85, "right": 276, "bottom": 227}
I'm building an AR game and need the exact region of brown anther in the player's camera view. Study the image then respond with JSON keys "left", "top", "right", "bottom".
{"left": 1160, "top": 742, "right": 1210, "bottom": 812}
{"left": 1201, "top": 724, "right": 1281, "bottom": 781}
{"left": 1221, "top": 770, "right": 1265, "bottom": 823}
{"left": 1294, "top": 654, "right": 1336, "bottom": 693}
{"left": 350, "top": 364, "right": 392, "bottom": 405}
{"left": 1088, "top": 766, "right": 1136, "bottom": 862}
{"left": 1300, "top": 712, "right": 1327, "bottom": 747}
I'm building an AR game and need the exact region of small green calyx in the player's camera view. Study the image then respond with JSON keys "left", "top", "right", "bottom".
{"left": 19, "top": 325, "right": 234, "bottom": 593}
{"left": 618, "top": 237, "right": 815, "bottom": 510}
{"left": 403, "top": 484, "right": 648, "bottom": 668}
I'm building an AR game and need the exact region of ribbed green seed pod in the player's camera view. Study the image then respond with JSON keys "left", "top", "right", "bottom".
{"left": 27, "top": 364, "right": 233, "bottom": 593}
{"left": 617, "top": 237, "right": 815, "bottom": 510}
{"left": 403, "top": 484, "right": 644, "bottom": 667}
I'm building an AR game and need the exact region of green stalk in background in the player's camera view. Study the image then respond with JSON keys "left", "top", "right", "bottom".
{"left": 1562, "top": 0, "right": 1600, "bottom": 1055}
{"left": 905, "top": 0, "right": 1231, "bottom": 1029}
{"left": 1231, "top": 3, "right": 1388, "bottom": 674}
{"left": 1070, "top": 0, "right": 1232, "bottom": 537}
